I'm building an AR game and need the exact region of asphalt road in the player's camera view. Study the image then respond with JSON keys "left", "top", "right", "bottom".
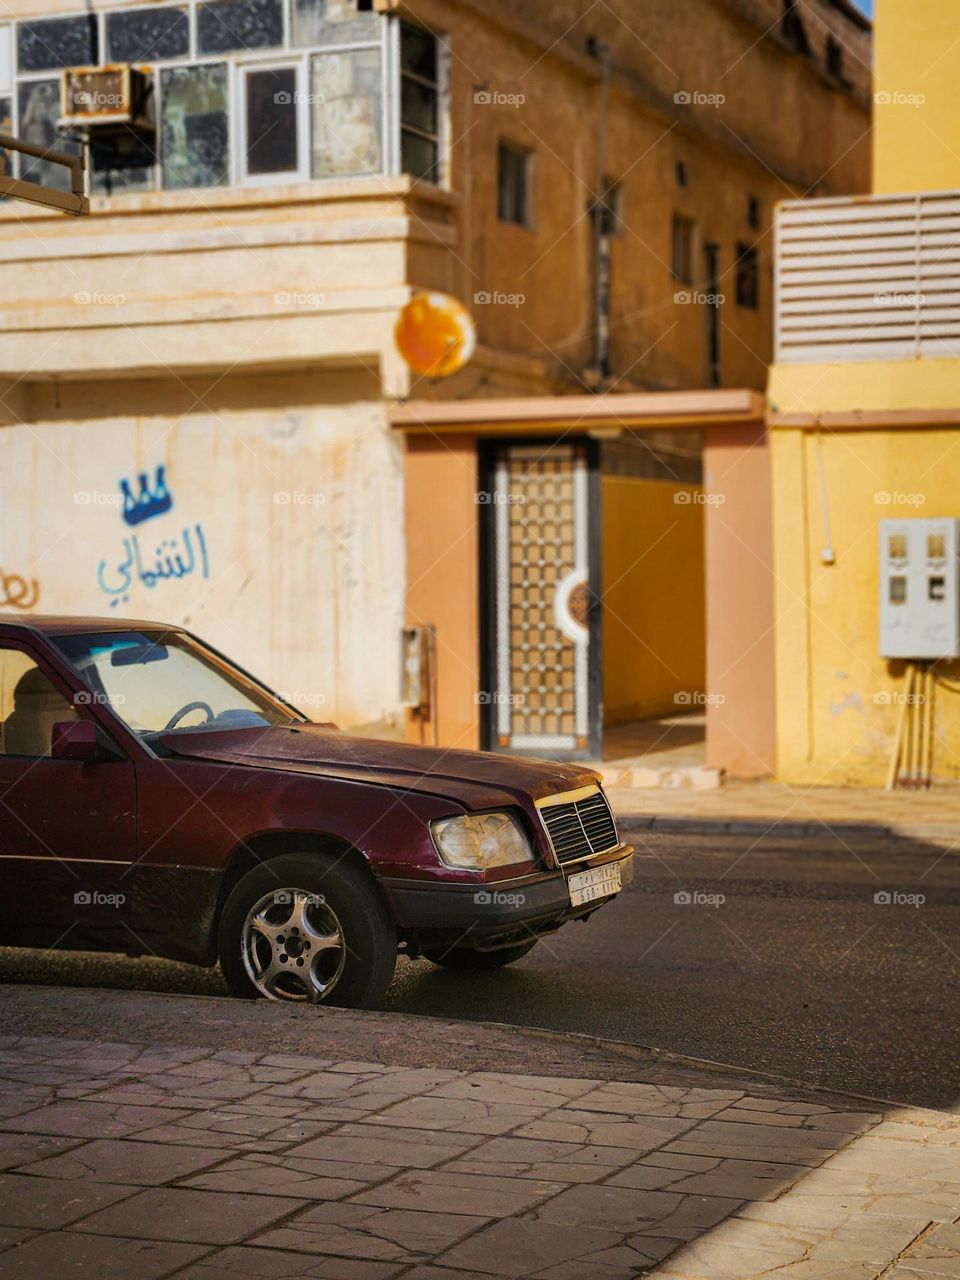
{"left": 1, "top": 829, "right": 958, "bottom": 1108}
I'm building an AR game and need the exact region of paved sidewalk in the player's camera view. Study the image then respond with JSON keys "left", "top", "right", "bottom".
{"left": 609, "top": 779, "right": 960, "bottom": 843}
{"left": 0, "top": 1026, "right": 958, "bottom": 1278}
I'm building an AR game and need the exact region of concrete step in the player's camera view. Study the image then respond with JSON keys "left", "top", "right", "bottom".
{"left": 596, "top": 763, "right": 723, "bottom": 790}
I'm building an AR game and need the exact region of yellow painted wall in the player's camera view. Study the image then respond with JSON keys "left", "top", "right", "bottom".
{"left": 602, "top": 476, "right": 706, "bottom": 723}
{"left": 873, "top": 0, "right": 960, "bottom": 194}
{"left": 772, "top": 425, "right": 960, "bottom": 786}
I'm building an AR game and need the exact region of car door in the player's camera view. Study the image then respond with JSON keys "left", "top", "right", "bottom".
{"left": 0, "top": 640, "right": 137, "bottom": 952}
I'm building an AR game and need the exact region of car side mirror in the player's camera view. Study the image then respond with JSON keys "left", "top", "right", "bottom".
{"left": 51, "top": 720, "right": 99, "bottom": 763}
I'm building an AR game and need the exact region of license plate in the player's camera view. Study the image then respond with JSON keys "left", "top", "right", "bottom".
{"left": 567, "top": 862, "right": 622, "bottom": 907}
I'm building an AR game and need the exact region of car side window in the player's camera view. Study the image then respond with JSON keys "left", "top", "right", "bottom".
{"left": 0, "top": 646, "right": 78, "bottom": 758}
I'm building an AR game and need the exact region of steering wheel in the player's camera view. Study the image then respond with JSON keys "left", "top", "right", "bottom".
{"left": 164, "top": 701, "right": 215, "bottom": 731}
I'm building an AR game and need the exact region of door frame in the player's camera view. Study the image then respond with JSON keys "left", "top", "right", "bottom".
{"left": 478, "top": 434, "right": 603, "bottom": 760}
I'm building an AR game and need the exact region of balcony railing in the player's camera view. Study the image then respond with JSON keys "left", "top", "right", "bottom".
{"left": 775, "top": 190, "right": 960, "bottom": 363}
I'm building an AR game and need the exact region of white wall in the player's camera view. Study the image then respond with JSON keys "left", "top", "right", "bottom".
{"left": 0, "top": 383, "right": 405, "bottom": 734}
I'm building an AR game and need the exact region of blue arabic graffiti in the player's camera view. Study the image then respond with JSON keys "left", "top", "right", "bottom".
{"left": 97, "top": 524, "right": 210, "bottom": 608}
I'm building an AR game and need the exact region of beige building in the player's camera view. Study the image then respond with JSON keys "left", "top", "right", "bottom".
{"left": 0, "top": 0, "right": 869, "bottom": 759}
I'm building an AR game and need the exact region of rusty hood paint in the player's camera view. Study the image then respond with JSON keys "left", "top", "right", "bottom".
{"left": 157, "top": 723, "right": 600, "bottom": 809}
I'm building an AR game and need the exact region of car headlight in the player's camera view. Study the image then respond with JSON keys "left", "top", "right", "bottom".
{"left": 431, "top": 811, "right": 534, "bottom": 870}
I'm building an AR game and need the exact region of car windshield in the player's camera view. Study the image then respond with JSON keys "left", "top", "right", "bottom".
{"left": 52, "top": 630, "right": 303, "bottom": 737}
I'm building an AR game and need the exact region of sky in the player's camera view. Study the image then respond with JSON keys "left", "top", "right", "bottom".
{"left": 853, "top": 0, "right": 874, "bottom": 16}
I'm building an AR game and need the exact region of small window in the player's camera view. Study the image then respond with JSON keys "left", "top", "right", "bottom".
{"left": 498, "top": 141, "right": 532, "bottom": 227}
{"left": 928, "top": 533, "right": 947, "bottom": 560}
{"left": 0, "top": 649, "right": 78, "bottom": 758}
{"left": 91, "top": 129, "right": 157, "bottom": 196}
{"left": 929, "top": 576, "right": 946, "bottom": 602}
{"left": 292, "top": 0, "right": 380, "bottom": 46}
{"left": 17, "top": 79, "right": 80, "bottom": 191}
{"left": 595, "top": 177, "right": 622, "bottom": 236}
{"left": 311, "top": 47, "right": 383, "bottom": 178}
{"left": 675, "top": 160, "right": 687, "bottom": 188}
{"left": 161, "top": 63, "right": 229, "bottom": 189}
{"left": 400, "top": 21, "right": 441, "bottom": 183}
{"left": 735, "top": 243, "right": 759, "bottom": 309}
{"left": 197, "top": 0, "right": 283, "bottom": 55}
{"left": 242, "top": 65, "right": 301, "bottom": 179}
{"left": 0, "top": 26, "right": 11, "bottom": 96}
{"left": 826, "top": 35, "right": 845, "bottom": 81}
{"left": 889, "top": 575, "right": 907, "bottom": 605}
{"left": 747, "top": 195, "right": 761, "bottom": 229}
{"left": 671, "top": 214, "right": 695, "bottom": 283}
{"left": 888, "top": 534, "right": 908, "bottom": 560}
{"left": 782, "top": 0, "right": 811, "bottom": 55}
{"left": 108, "top": 6, "right": 190, "bottom": 62}
{"left": 17, "top": 15, "right": 98, "bottom": 72}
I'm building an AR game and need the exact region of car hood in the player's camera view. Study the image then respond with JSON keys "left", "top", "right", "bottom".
{"left": 158, "top": 723, "right": 600, "bottom": 810}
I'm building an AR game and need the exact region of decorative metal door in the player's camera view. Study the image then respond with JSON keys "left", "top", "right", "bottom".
{"left": 481, "top": 440, "right": 601, "bottom": 760}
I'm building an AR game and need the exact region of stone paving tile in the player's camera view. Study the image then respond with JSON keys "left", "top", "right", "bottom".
{"left": 538, "top": 1236, "right": 685, "bottom": 1279}
{"left": 73, "top": 1185, "right": 307, "bottom": 1244}
{"left": 362, "top": 1096, "right": 549, "bottom": 1136}
{"left": 0, "top": 1174, "right": 138, "bottom": 1228}
{"left": 0, "top": 1230, "right": 210, "bottom": 1280}
{"left": 424, "top": 1073, "right": 596, "bottom": 1109}
{"left": 1, "top": 1099, "right": 190, "bottom": 1137}
{"left": 252, "top": 1202, "right": 483, "bottom": 1263}
{"left": 351, "top": 1168, "right": 565, "bottom": 1218}
{"left": 534, "top": 1181, "right": 742, "bottom": 1236}
{"left": 609, "top": 1154, "right": 811, "bottom": 1200}
{"left": 167, "top": 1244, "right": 403, "bottom": 1279}
{"left": 572, "top": 1082, "right": 739, "bottom": 1120}
{"left": 288, "top": 1123, "right": 481, "bottom": 1169}
{"left": 16, "top": 1136, "right": 232, "bottom": 1185}
{"left": 438, "top": 1135, "right": 639, "bottom": 1184}
{"left": 183, "top": 1153, "right": 369, "bottom": 1199}
{"left": 514, "top": 1109, "right": 692, "bottom": 1150}
{"left": 432, "top": 1215, "right": 625, "bottom": 1277}
{"left": 0, "top": 1131, "right": 85, "bottom": 1170}
{"left": 125, "top": 1122, "right": 271, "bottom": 1150}
{"left": 0, "top": 1225, "right": 38, "bottom": 1251}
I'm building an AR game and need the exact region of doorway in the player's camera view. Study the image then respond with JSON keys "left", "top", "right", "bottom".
{"left": 479, "top": 438, "right": 602, "bottom": 760}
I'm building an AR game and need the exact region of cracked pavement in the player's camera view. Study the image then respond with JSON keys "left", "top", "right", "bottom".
{"left": 0, "top": 1002, "right": 957, "bottom": 1278}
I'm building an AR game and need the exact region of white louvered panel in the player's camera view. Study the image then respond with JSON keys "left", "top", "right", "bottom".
{"left": 776, "top": 190, "right": 960, "bottom": 363}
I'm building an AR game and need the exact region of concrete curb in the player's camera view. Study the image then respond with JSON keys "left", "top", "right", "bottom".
{"left": 617, "top": 813, "right": 960, "bottom": 842}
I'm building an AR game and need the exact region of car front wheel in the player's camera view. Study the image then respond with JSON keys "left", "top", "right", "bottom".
{"left": 423, "top": 939, "right": 538, "bottom": 970}
{"left": 218, "top": 852, "right": 396, "bottom": 1008}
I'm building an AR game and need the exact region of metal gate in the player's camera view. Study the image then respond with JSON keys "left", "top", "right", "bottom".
{"left": 480, "top": 439, "right": 601, "bottom": 759}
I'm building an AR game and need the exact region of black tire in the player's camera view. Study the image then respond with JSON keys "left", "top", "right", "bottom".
{"left": 218, "top": 852, "right": 397, "bottom": 1009}
{"left": 423, "top": 939, "right": 538, "bottom": 970}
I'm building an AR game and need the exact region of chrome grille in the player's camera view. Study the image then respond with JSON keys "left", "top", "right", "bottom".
{"left": 539, "top": 789, "right": 619, "bottom": 865}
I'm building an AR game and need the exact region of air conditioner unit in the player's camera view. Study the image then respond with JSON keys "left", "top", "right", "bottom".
{"left": 60, "top": 65, "right": 153, "bottom": 130}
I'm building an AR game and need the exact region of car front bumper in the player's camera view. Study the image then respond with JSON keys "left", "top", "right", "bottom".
{"left": 382, "top": 845, "right": 634, "bottom": 951}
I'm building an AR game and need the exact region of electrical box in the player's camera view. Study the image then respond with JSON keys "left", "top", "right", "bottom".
{"left": 879, "top": 517, "right": 960, "bottom": 659}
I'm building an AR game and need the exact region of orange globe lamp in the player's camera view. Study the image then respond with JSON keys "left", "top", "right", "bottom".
{"left": 395, "top": 292, "right": 476, "bottom": 377}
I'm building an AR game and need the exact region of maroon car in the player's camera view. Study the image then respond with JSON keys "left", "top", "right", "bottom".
{"left": 0, "top": 617, "right": 633, "bottom": 1007}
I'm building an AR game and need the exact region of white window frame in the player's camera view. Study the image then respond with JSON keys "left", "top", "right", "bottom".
{"left": 232, "top": 52, "right": 308, "bottom": 187}
{"left": 0, "top": 26, "right": 12, "bottom": 96}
